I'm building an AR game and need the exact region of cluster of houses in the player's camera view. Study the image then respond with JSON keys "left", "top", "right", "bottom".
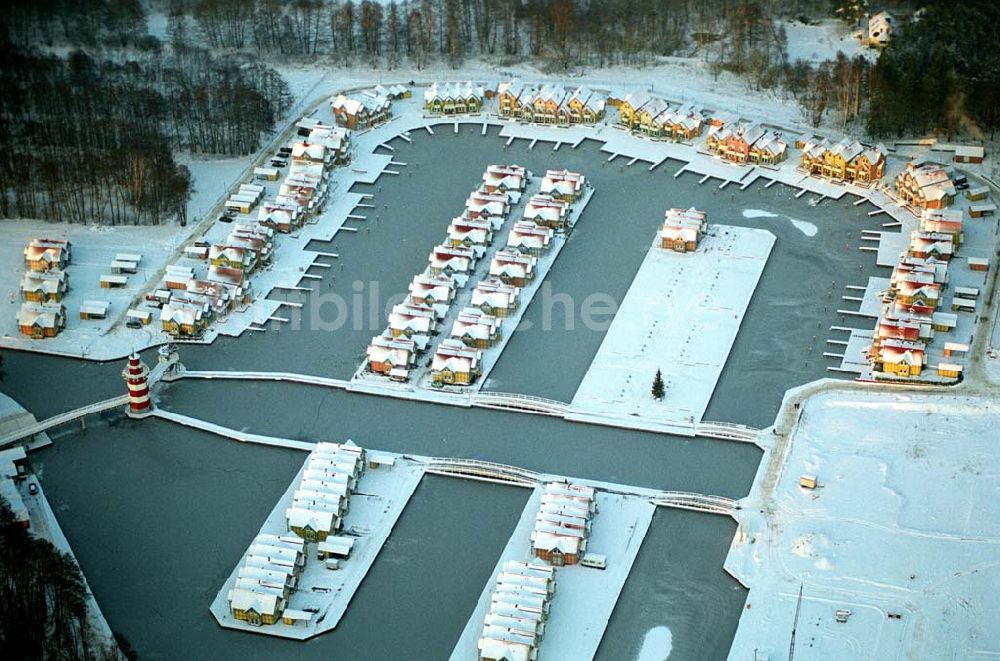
{"left": 706, "top": 121, "right": 788, "bottom": 165}
{"left": 498, "top": 83, "right": 607, "bottom": 125}
{"left": 227, "top": 442, "right": 365, "bottom": 628}
{"left": 331, "top": 84, "right": 406, "bottom": 130}
{"left": 531, "top": 481, "right": 596, "bottom": 567}
{"left": 152, "top": 120, "right": 347, "bottom": 338}
{"left": 477, "top": 560, "right": 556, "bottom": 661}
{"left": 617, "top": 92, "right": 704, "bottom": 141}
{"left": 798, "top": 136, "right": 887, "bottom": 184}
{"left": 659, "top": 207, "right": 708, "bottom": 253}
{"left": 423, "top": 81, "right": 485, "bottom": 115}
{"left": 366, "top": 164, "right": 531, "bottom": 386}
{"left": 867, "top": 207, "right": 977, "bottom": 380}
{"left": 895, "top": 162, "right": 957, "bottom": 210}
{"left": 17, "top": 239, "right": 71, "bottom": 338}
{"left": 286, "top": 442, "right": 365, "bottom": 543}
{"left": 156, "top": 223, "right": 272, "bottom": 337}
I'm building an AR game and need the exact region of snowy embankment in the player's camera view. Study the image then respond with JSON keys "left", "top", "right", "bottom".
{"left": 726, "top": 389, "right": 1000, "bottom": 660}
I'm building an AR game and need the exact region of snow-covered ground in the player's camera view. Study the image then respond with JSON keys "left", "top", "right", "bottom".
{"left": 568, "top": 226, "right": 774, "bottom": 434}
{"left": 209, "top": 449, "right": 424, "bottom": 639}
{"left": 450, "top": 487, "right": 655, "bottom": 661}
{"left": 0, "top": 222, "right": 188, "bottom": 358}
{"left": 779, "top": 19, "right": 872, "bottom": 65}
{"left": 727, "top": 389, "right": 1000, "bottom": 660}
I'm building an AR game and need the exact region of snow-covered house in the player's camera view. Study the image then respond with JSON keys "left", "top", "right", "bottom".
{"left": 908, "top": 231, "right": 954, "bottom": 261}
{"left": 23, "top": 238, "right": 71, "bottom": 272}
{"left": 521, "top": 85, "right": 567, "bottom": 124}
{"left": 659, "top": 207, "right": 707, "bottom": 253}
{"left": 866, "top": 11, "right": 894, "bottom": 48}
{"left": 481, "top": 164, "right": 527, "bottom": 194}
{"left": 229, "top": 533, "right": 306, "bottom": 626}
{"left": 471, "top": 279, "right": 520, "bottom": 318}
{"left": 290, "top": 141, "right": 327, "bottom": 166}
{"left": 893, "top": 276, "right": 941, "bottom": 314}
{"left": 257, "top": 200, "right": 302, "bottom": 233}
{"left": 366, "top": 335, "right": 417, "bottom": 381}
{"left": 919, "top": 209, "right": 964, "bottom": 246}
{"left": 209, "top": 245, "right": 254, "bottom": 272}
{"left": 661, "top": 103, "right": 704, "bottom": 140}
{"left": 423, "top": 81, "right": 484, "bottom": 114}
{"left": 16, "top": 302, "right": 66, "bottom": 338}
{"left": 707, "top": 122, "right": 765, "bottom": 163}
{"left": 408, "top": 273, "right": 456, "bottom": 306}
{"left": 331, "top": 91, "right": 391, "bottom": 129}
{"left": 530, "top": 481, "right": 595, "bottom": 566}
{"left": 564, "top": 86, "right": 606, "bottom": 124}
{"left": 749, "top": 132, "right": 788, "bottom": 165}
{"left": 618, "top": 90, "right": 654, "bottom": 129}
{"left": 428, "top": 244, "right": 476, "bottom": 277}
{"left": 431, "top": 338, "right": 482, "bottom": 385}
{"left": 287, "top": 442, "right": 364, "bottom": 542}
{"left": 800, "top": 137, "right": 886, "bottom": 182}
{"left": 20, "top": 270, "right": 69, "bottom": 303}
{"left": 634, "top": 97, "right": 671, "bottom": 137}
{"left": 896, "top": 163, "right": 956, "bottom": 209}
{"left": 160, "top": 302, "right": 206, "bottom": 337}
{"left": 506, "top": 221, "right": 554, "bottom": 256}
{"left": 465, "top": 191, "right": 509, "bottom": 219}
{"left": 871, "top": 339, "right": 925, "bottom": 377}
{"left": 523, "top": 194, "right": 569, "bottom": 229}
{"left": 389, "top": 303, "right": 438, "bottom": 338}
{"left": 477, "top": 561, "right": 555, "bottom": 661}
{"left": 447, "top": 216, "right": 494, "bottom": 249}
{"left": 450, "top": 307, "right": 502, "bottom": 349}
{"left": 539, "top": 169, "right": 585, "bottom": 201}
{"left": 498, "top": 82, "right": 530, "bottom": 118}
{"left": 489, "top": 250, "right": 537, "bottom": 287}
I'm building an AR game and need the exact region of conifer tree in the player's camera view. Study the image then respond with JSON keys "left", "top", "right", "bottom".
{"left": 652, "top": 369, "right": 665, "bottom": 401}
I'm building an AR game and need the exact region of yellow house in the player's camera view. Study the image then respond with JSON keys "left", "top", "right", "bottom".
{"left": 619, "top": 91, "right": 653, "bottom": 129}
{"left": 229, "top": 589, "right": 284, "bottom": 626}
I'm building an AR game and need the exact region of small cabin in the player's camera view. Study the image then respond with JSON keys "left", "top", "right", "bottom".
{"left": 968, "top": 257, "right": 989, "bottom": 272}
{"left": 99, "top": 274, "right": 128, "bottom": 289}
{"left": 799, "top": 474, "right": 817, "bottom": 489}
{"left": 126, "top": 309, "right": 153, "bottom": 325}
{"left": 79, "top": 300, "right": 110, "bottom": 320}
{"left": 938, "top": 363, "right": 963, "bottom": 378}
{"left": 969, "top": 202, "right": 996, "bottom": 218}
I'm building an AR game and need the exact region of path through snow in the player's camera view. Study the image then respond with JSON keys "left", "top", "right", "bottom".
{"left": 742, "top": 208, "right": 818, "bottom": 237}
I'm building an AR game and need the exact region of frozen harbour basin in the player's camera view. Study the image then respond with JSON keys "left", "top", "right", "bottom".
{"left": 568, "top": 225, "right": 774, "bottom": 433}
{"left": 727, "top": 390, "right": 1000, "bottom": 660}
{"left": 450, "top": 486, "right": 655, "bottom": 661}
{"left": 209, "top": 450, "right": 424, "bottom": 639}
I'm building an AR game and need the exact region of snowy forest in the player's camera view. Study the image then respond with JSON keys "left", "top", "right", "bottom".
{"left": 0, "top": 2, "right": 291, "bottom": 225}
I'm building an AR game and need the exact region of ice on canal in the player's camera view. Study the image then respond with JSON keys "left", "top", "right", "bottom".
{"left": 568, "top": 225, "right": 774, "bottom": 433}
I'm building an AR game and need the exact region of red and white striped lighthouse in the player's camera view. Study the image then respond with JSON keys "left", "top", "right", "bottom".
{"left": 122, "top": 352, "right": 151, "bottom": 413}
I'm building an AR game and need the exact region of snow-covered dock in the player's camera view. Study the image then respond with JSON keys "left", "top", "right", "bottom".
{"left": 449, "top": 486, "right": 655, "bottom": 661}
{"left": 567, "top": 226, "right": 775, "bottom": 434}
{"left": 209, "top": 450, "right": 424, "bottom": 639}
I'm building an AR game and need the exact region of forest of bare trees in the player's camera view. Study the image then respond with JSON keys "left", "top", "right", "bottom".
{"left": 0, "top": 1, "right": 291, "bottom": 225}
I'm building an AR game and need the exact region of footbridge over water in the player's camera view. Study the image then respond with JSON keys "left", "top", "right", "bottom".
{"left": 650, "top": 492, "right": 738, "bottom": 515}
{"left": 423, "top": 457, "right": 542, "bottom": 487}
{"left": 0, "top": 395, "right": 130, "bottom": 449}
{"left": 470, "top": 392, "right": 569, "bottom": 417}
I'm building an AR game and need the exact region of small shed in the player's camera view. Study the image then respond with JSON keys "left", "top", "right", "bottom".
{"left": 943, "top": 342, "right": 969, "bottom": 357}
{"left": 931, "top": 312, "right": 957, "bottom": 332}
{"left": 369, "top": 454, "right": 396, "bottom": 470}
{"left": 953, "top": 286, "right": 979, "bottom": 300}
{"left": 965, "top": 186, "right": 989, "bottom": 201}
{"left": 969, "top": 202, "right": 996, "bottom": 218}
{"left": 938, "top": 363, "right": 963, "bottom": 378}
{"left": 254, "top": 166, "right": 280, "bottom": 181}
{"left": 799, "top": 474, "right": 818, "bottom": 489}
{"left": 79, "top": 300, "right": 110, "bottom": 320}
{"left": 184, "top": 246, "right": 209, "bottom": 260}
{"left": 99, "top": 274, "right": 128, "bottom": 289}
{"left": 953, "top": 145, "right": 985, "bottom": 163}
{"left": 110, "top": 260, "right": 138, "bottom": 274}
{"left": 280, "top": 609, "right": 313, "bottom": 626}
{"left": 951, "top": 298, "right": 976, "bottom": 313}
{"left": 126, "top": 309, "right": 153, "bottom": 325}
{"left": 115, "top": 253, "right": 142, "bottom": 264}
{"left": 968, "top": 257, "right": 990, "bottom": 272}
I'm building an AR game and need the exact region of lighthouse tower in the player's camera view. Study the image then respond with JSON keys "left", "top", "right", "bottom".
{"left": 122, "top": 352, "right": 152, "bottom": 415}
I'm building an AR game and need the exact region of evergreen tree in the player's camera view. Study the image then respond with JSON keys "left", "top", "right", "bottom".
{"left": 651, "top": 369, "right": 665, "bottom": 401}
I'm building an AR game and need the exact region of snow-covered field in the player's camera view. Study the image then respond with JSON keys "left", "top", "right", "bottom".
{"left": 727, "top": 389, "right": 1000, "bottom": 660}
{"left": 568, "top": 226, "right": 774, "bottom": 433}
{"left": 779, "top": 19, "right": 872, "bottom": 65}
